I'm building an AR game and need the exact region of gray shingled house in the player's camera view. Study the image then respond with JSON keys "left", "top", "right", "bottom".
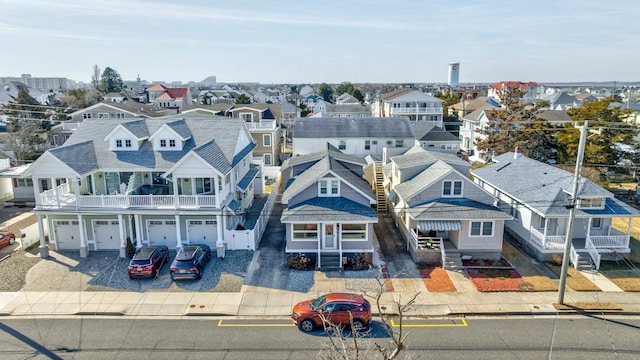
{"left": 385, "top": 146, "right": 510, "bottom": 263}
{"left": 23, "top": 117, "right": 261, "bottom": 258}
{"left": 280, "top": 144, "right": 377, "bottom": 270}
{"left": 472, "top": 151, "right": 639, "bottom": 269}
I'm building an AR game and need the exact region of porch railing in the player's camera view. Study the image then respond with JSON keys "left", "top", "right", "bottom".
{"left": 439, "top": 238, "right": 446, "bottom": 267}
{"left": 532, "top": 226, "right": 628, "bottom": 251}
{"left": 39, "top": 193, "right": 220, "bottom": 209}
{"left": 570, "top": 244, "right": 579, "bottom": 269}
{"left": 585, "top": 237, "right": 602, "bottom": 270}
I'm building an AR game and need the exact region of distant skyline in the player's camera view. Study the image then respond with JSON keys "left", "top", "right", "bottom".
{"left": 1, "top": 0, "right": 639, "bottom": 85}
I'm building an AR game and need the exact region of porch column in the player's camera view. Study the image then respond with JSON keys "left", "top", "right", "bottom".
{"left": 216, "top": 214, "right": 223, "bottom": 242}
{"left": 213, "top": 176, "right": 219, "bottom": 208}
{"left": 32, "top": 177, "right": 41, "bottom": 206}
{"left": 128, "top": 215, "right": 135, "bottom": 248}
{"left": 175, "top": 214, "right": 182, "bottom": 248}
{"left": 317, "top": 224, "right": 322, "bottom": 269}
{"left": 542, "top": 218, "right": 549, "bottom": 249}
{"left": 78, "top": 214, "right": 88, "bottom": 257}
{"left": 587, "top": 218, "right": 592, "bottom": 243}
{"left": 73, "top": 177, "right": 80, "bottom": 210}
{"left": 172, "top": 178, "right": 179, "bottom": 198}
{"left": 36, "top": 214, "right": 49, "bottom": 258}
{"left": 51, "top": 177, "right": 59, "bottom": 208}
{"left": 338, "top": 224, "right": 343, "bottom": 270}
{"left": 118, "top": 214, "right": 126, "bottom": 258}
{"left": 134, "top": 214, "right": 143, "bottom": 248}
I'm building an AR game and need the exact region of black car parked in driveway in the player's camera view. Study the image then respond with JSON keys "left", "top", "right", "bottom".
{"left": 128, "top": 245, "right": 170, "bottom": 279}
{"left": 169, "top": 244, "right": 211, "bottom": 280}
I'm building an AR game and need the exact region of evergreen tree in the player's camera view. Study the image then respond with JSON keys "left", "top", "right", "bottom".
{"left": 235, "top": 94, "right": 251, "bottom": 104}
{"left": 318, "top": 83, "right": 334, "bottom": 102}
{"left": 99, "top": 67, "right": 124, "bottom": 94}
{"left": 476, "top": 86, "right": 559, "bottom": 162}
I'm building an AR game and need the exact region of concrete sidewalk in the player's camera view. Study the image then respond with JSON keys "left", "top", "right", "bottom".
{"left": 1, "top": 287, "right": 639, "bottom": 318}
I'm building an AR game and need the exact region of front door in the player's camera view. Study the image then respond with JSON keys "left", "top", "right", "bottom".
{"left": 323, "top": 223, "right": 336, "bottom": 250}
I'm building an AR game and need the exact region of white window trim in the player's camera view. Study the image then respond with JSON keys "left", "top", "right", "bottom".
{"left": 263, "top": 153, "right": 272, "bottom": 165}
{"left": 577, "top": 197, "right": 605, "bottom": 210}
{"left": 340, "top": 223, "right": 368, "bottom": 242}
{"left": 442, "top": 180, "right": 463, "bottom": 197}
{"left": 591, "top": 218, "right": 602, "bottom": 229}
{"left": 263, "top": 134, "right": 271, "bottom": 147}
{"left": 469, "top": 220, "right": 494, "bottom": 237}
{"left": 318, "top": 178, "right": 340, "bottom": 197}
{"left": 291, "top": 223, "right": 319, "bottom": 241}
{"left": 239, "top": 112, "right": 253, "bottom": 122}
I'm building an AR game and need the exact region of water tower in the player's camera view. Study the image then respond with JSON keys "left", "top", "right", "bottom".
{"left": 448, "top": 61, "right": 460, "bottom": 87}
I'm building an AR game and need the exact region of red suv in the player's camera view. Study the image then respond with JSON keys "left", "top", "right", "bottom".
{"left": 0, "top": 232, "right": 16, "bottom": 249}
{"left": 128, "top": 246, "right": 169, "bottom": 279}
{"left": 292, "top": 293, "right": 371, "bottom": 332}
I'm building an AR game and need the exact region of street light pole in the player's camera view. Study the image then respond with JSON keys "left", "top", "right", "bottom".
{"left": 557, "top": 120, "right": 588, "bottom": 305}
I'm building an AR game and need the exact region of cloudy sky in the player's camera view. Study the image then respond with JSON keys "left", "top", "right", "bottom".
{"left": 1, "top": 0, "right": 638, "bottom": 84}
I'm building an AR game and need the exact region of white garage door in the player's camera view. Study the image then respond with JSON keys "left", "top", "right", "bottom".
{"left": 54, "top": 220, "right": 81, "bottom": 250}
{"left": 187, "top": 219, "right": 218, "bottom": 246}
{"left": 147, "top": 220, "right": 177, "bottom": 247}
{"left": 93, "top": 220, "right": 121, "bottom": 250}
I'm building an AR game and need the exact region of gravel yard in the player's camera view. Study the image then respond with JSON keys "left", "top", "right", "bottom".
{"left": 0, "top": 252, "right": 41, "bottom": 292}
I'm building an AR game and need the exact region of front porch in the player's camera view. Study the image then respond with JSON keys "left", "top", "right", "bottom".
{"left": 529, "top": 226, "right": 630, "bottom": 252}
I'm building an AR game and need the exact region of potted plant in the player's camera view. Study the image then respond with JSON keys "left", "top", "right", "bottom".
{"left": 125, "top": 237, "right": 136, "bottom": 258}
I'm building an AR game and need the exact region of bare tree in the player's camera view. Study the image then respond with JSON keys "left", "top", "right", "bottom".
{"left": 92, "top": 64, "right": 101, "bottom": 90}
{"left": 316, "top": 266, "right": 420, "bottom": 360}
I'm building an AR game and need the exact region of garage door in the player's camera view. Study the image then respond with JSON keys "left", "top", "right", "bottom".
{"left": 187, "top": 219, "right": 218, "bottom": 246}
{"left": 147, "top": 220, "right": 177, "bottom": 247}
{"left": 54, "top": 220, "right": 81, "bottom": 250}
{"left": 93, "top": 220, "right": 121, "bottom": 250}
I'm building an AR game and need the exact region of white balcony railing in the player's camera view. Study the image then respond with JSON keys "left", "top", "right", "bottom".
{"left": 244, "top": 120, "right": 276, "bottom": 130}
{"left": 38, "top": 192, "right": 221, "bottom": 210}
{"left": 530, "top": 226, "right": 630, "bottom": 250}
{"left": 390, "top": 107, "right": 442, "bottom": 115}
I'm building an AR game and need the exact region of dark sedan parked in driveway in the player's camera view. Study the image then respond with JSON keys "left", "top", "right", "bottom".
{"left": 128, "top": 245, "right": 170, "bottom": 279}
{"left": 170, "top": 244, "right": 211, "bottom": 280}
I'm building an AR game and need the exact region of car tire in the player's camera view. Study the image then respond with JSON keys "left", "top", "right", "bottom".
{"left": 9, "top": 237, "right": 15, "bottom": 245}
{"left": 352, "top": 319, "right": 367, "bottom": 332}
{"left": 195, "top": 267, "right": 202, "bottom": 280}
{"left": 154, "top": 267, "right": 161, "bottom": 279}
{"left": 299, "top": 319, "right": 315, "bottom": 332}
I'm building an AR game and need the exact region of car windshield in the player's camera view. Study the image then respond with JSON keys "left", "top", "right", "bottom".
{"left": 310, "top": 295, "right": 326, "bottom": 310}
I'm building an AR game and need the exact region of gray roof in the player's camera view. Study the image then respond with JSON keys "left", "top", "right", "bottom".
{"left": 282, "top": 155, "right": 373, "bottom": 203}
{"left": 281, "top": 143, "right": 366, "bottom": 170}
{"left": 388, "top": 146, "right": 469, "bottom": 169}
{"left": 237, "top": 164, "right": 259, "bottom": 191}
{"left": 412, "top": 122, "right": 460, "bottom": 142}
{"left": 46, "top": 117, "right": 251, "bottom": 175}
{"left": 393, "top": 160, "right": 453, "bottom": 200}
{"left": 121, "top": 119, "right": 150, "bottom": 138}
{"left": 166, "top": 119, "right": 192, "bottom": 139}
{"left": 471, "top": 152, "right": 636, "bottom": 217}
{"left": 48, "top": 141, "right": 98, "bottom": 175}
{"left": 406, "top": 198, "right": 511, "bottom": 220}
{"left": 281, "top": 197, "right": 377, "bottom": 223}
{"left": 322, "top": 104, "right": 371, "bottom": 114}
{"left": 292, "top": 117, "right": 415, "bottom": 139}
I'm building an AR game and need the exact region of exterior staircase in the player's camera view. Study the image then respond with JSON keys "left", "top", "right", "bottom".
{"left": 374, "top": 163, "right": 386, "bottom": 213}
{"left": 319, "top": 253, "right": 342, "bottom": 270}
{"left": 575, "top": 251, "right": 594, "bottom": 270}
{"left": 442, "top": 252, "right": 463, "bottom": 272}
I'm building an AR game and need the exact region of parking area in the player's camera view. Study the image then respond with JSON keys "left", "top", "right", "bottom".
{"left": 22, "top": 249, "right": 254, "bottom": 293}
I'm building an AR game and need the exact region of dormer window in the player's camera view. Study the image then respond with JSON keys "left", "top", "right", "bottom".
{"left": 169, "top": 139, "right": 176, "bottom": 147}
{"left": 443, "top": 180, "right": 463, "bottom": 197}
{"left": 578, "top": 197, "right": 605, "bottom": 209}
{"left": 319, "top": 178, "right": 339, "bottom": 197}
{"left": 159, "top": 139, "right": 177, "bottom": 148}
{"left": 115, "top": 139, "right": 132, "bottom": 148}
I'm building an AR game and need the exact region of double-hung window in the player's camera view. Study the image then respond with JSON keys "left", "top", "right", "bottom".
{"left": 470, "top": 221, "right": 493, "bottom": 236}
{"left": 443, "top": 180, "right": 462, "bottom": 196}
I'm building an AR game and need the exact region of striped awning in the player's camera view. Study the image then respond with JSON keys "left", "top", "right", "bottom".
{"left": 418, "top": 220, "right": 461, "bottom": 231}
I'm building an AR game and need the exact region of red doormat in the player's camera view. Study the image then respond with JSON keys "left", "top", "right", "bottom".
{"left": 420, "top": 267, "right": 456, "bottom": 292}
{"left": 464, "top": 268, "right": 534, "bottom": 292}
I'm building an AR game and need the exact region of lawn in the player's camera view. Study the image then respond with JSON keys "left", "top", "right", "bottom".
{"left": 602, "top": 217, "right": 640, "bottom": 291}
{"left": 502, "top": 241, "right": 558, "bottom": 291}
{"left": 463, "top": 268, "right": 534, "bottom": 292}
{"left": 544, "top": 263, "right": 600, "bottom": 291}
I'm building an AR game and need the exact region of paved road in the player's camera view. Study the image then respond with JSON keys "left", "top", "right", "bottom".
{"left": 1, "top": 316, "right": 638, "bottom": 359}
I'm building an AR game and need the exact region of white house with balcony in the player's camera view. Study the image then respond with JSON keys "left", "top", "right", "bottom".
{"left": 372, "top": 89, "right": 443, "bottom": 126}
{"left": 23, "top": 117, "right": 261, "bottom": 258}
{"left": 471, "top": 150, "right": 639, "bottom": 269}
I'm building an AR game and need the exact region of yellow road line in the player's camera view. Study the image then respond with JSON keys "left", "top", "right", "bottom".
{"left": 217, "top": 320, "right": 295, "bottom": 327}
{"left": 390, "top": 318, "right": 468, "bottom": 327}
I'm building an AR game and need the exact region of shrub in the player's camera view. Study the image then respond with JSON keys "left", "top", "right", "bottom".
{"left": 287, "top": 253, "right": 315, "bottom": 270}
{"left": 347, "top": 253, "right": 371, "bottom": 270}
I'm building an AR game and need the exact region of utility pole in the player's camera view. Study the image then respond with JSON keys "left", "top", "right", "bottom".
{"left": 557, "top": 120, "right": 588, "bottom": 304}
